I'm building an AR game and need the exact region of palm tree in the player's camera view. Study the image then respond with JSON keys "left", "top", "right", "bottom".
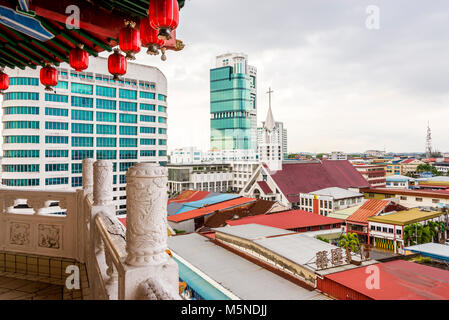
{"left": 338, "top": 233, "right": 360, "bottom": 253}
{"left": 427, "top": 221, "right": 436, "bottom": 242}
{"left": 404, "top": 224, "right": 416, "bottom": 246}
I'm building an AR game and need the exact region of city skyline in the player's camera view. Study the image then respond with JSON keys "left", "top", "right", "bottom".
{"left": 111, "top": 0, "right": 449, "bottom": 154}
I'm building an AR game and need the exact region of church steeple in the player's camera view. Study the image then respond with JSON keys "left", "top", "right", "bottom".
{"left": 264, "top": 87, "right": 275, "bottom": 132}
{"left": 258, "top": 87, "right": 282, "bottom": 172}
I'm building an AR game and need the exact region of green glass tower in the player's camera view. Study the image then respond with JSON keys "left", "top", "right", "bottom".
{"left": 210, "top": 53, "right": 257, "bottom": 152}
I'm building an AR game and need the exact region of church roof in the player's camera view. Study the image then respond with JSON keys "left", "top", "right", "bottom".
{"left": 263, "top": 160, "right": 370, "bottom": 203}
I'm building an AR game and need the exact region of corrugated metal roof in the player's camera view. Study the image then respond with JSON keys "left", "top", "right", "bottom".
{"left": 267, "top": 160, "right": 369, "bottom": 203}
{"left": 168, "top": 233, "right": 330, "bottom": 300}
{"left": 311, "top": 187, "right": 363, "bottom": 200}
{"left": 175, "top": 194, "right": 241, "bottom": 214}
{"left": 346, "top": 199, "right": 390, "bottom": 224}
{"left": 213, "top": 224, "right": 294, "bottom": 241}
{"left": 404, "top": 243, "right": 449, "bottom": 261}
{"left": 362, "top": 187, "right": 449, "bottom": 199}
{"left": 324, "top": 260, "right": 449, "bottom": 300}
{"left": 368, "top": 208, "right": 443, "bottom": 226}
{"left": 254, "top": 233, "right": 338, "bottom": 270}
{"left": 328, "top": 203, "right": 364, "bottom": 220}
{"left": 226, "top": 210, "right": 343, "bottom": 230}
{"left": 168, "top": 197, "right": 256, "bottom": 222}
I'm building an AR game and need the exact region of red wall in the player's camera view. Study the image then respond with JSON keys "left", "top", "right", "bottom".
{"left": 313, "top": 198, "right": 319, "bottom": 214}
{"left": 316, "top": 277, "right": 371, "bottom": 300}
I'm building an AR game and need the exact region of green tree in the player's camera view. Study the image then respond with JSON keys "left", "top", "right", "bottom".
{"left": 338, "top": 233, "right": 360, "bottom": 253}
{"left": 404, "top": 223, "right": 433, "bottom": 245}
{"left": 417, "top": 164, "right": 439, "bottom": 176}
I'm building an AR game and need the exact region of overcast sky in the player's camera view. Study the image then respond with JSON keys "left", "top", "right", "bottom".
{"left": 130, "top": 0, "right": 449, "bottom": 154}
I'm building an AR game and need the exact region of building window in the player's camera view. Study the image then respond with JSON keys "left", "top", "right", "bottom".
{"left": 400, "top": 196, "right": 407, "bottom": 200}
{"left": 97, "top": 124, "right": 116, "bottom": 135}
{"left": 96, "top": 85, "right": 116, "bottom": 97}
{"left": 46, "top": 150, "right": 69, "bottom": 158}
{"left": 119, "top": 89, "right": 137, "bottom": 100}
{"left": 9, "top": 77, "right": 39, "bottom": 86}
{"left": 5, "top": 92, "right": 39, "bottom": 100}
{"left": 6, "top": 106, "right": 39, "bottom": 115}
{"left": 45, "top": 107, "right": 68, "bottom": 117}
{"left": 415, "top": 197, "right": 423, "bottom": 202}
{"left": 140, "top": 103, "right": 155, "bottom": 111}
{"left": 4, "top": 121, "right": 39, "bottom": 129}
{"left": 72, "top": 109, "right": 93, "bottom": 121}
{"left": 45, "top": 93, "right": 68, "bottom": 103}
{"left": 71, "top": 137, "right": 93, "bottom": 147}
{"left": 72, "top": 150, "right": 94, "bottom": 160}
{"left": 97, "top": 111, "right": 116, "bottom": 123}
{"left": 119, "top": 113, "right": 137, "bottom": 124}
{"left": 139, "top": 91, "right": 155, "bottom": 99}
{"left": 97, "top": 99, "right": 116, "bottom": 110}
{"left": 71, "top": 82, "right": 93, "bottom": 95}
{"left": 119, "top": 125, "right": 137, "bottom": 135}
{"left": 140, "top": 127, "right": 156, "bottom": 134}
{"left": 71, "top": 96, "right": 93, "bottom": 108}
{"left": 97, "top": 150, "right": 117, "bottom": 160}
{"left": 45, "top": 121, "right": 68, "bottom": 130}
{"left": 119, "top": 101, "right": 137, "bottom": 112}
{"left": 97, "top": 137, "right": 116, "bottom": 147}
{"left": 71, "top": 123, "right": 93, "bottom": 134}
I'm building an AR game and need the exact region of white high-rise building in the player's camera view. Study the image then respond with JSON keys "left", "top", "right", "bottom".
{"left": 1, "top": 57, "right": 168, "bottom": 214}
{"left": 170, "top": 147, "right": 203, "bottom": 164}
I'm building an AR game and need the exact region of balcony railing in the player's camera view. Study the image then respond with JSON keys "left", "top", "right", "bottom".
{"left": 0, "top": 159, "right": 181, "bottom": 300}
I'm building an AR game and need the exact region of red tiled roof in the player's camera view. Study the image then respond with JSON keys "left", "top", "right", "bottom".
{"left": 226, "top": 209, "right": 343, "bottom": 230}
{"left": 267, "top": 160, "right": 369, "bottom": 203}
{"left": 323, "top": 260, "right": 449, "bottom": 300}
{"left": 168, "top": 197, "right": 256, "bottom": 222}
{"left": 257, "top": 181, "right": 273, "bottom": 194}
{"left": 346, "top": 199, "right": 390, "bottom": 224}
{"left": 400, "top": 159, "right": 416, "bottom": 164}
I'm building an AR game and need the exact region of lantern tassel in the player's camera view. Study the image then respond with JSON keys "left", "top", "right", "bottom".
{"left": 161, "top": 47, "right": 167, "bottom": 61}
{"left": 158, "top": 28, "right": 172, "bottom": 41}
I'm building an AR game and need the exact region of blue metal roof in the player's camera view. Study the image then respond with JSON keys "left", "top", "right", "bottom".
{"left": 404, "top": 243, "right": 449, "bottom": 261}
{"left": 174, "top": 256, "right": 231, "bottom": 300}
{"left": 174, "top": 194, "right": 240, "bottom": 215}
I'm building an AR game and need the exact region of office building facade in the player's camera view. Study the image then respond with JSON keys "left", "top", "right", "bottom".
{"left": 210, "top": 53, "right": 257, "bottom": 152}
{"left": 1, "top": 57, "right": 168, "bottom": 214}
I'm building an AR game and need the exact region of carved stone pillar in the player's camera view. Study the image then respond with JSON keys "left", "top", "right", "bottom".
{"left": 93, "top": 160, "right": 113, "bottom": 206}
{"left": 82, "top": 158, "right": 94, "bottom": 196}
{"left": 125, "top": 163, "right": 168, "bottom": 266}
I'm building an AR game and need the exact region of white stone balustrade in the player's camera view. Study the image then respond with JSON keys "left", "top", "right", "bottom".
{"left": 0, "top": 159, "right": 181, "bottom": 300}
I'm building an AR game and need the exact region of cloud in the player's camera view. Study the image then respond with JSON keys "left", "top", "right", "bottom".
{"left": 130, "top": 0, "right": 449, "bottom": 154}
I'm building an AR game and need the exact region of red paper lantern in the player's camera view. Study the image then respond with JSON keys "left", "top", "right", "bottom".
{"left": 149, "top": 0, "right": 179, "bottom": 40}
{"left": 0, "top": 70, "right": 9, "bottom": 93}
{"left": 119, "top": 21, "right": 141, "bottom": 60}
{"left": 140, "top": 16, "right": 165, "bottom": 55}
{"left": 40, "top": 65, "right": 58, "bottom": 91}
{"left": 108, "top": 49, "right": 127, "bottom": 80}
{"left": 69, "top": 45, "right": 89, "bottom": 72}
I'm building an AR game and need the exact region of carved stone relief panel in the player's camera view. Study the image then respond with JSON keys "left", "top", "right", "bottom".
{"left": 9, "top": 222, "right": 31, "bottom": 246}
{"left": 38, "top": 224, "right": 61, "bottom": 249}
